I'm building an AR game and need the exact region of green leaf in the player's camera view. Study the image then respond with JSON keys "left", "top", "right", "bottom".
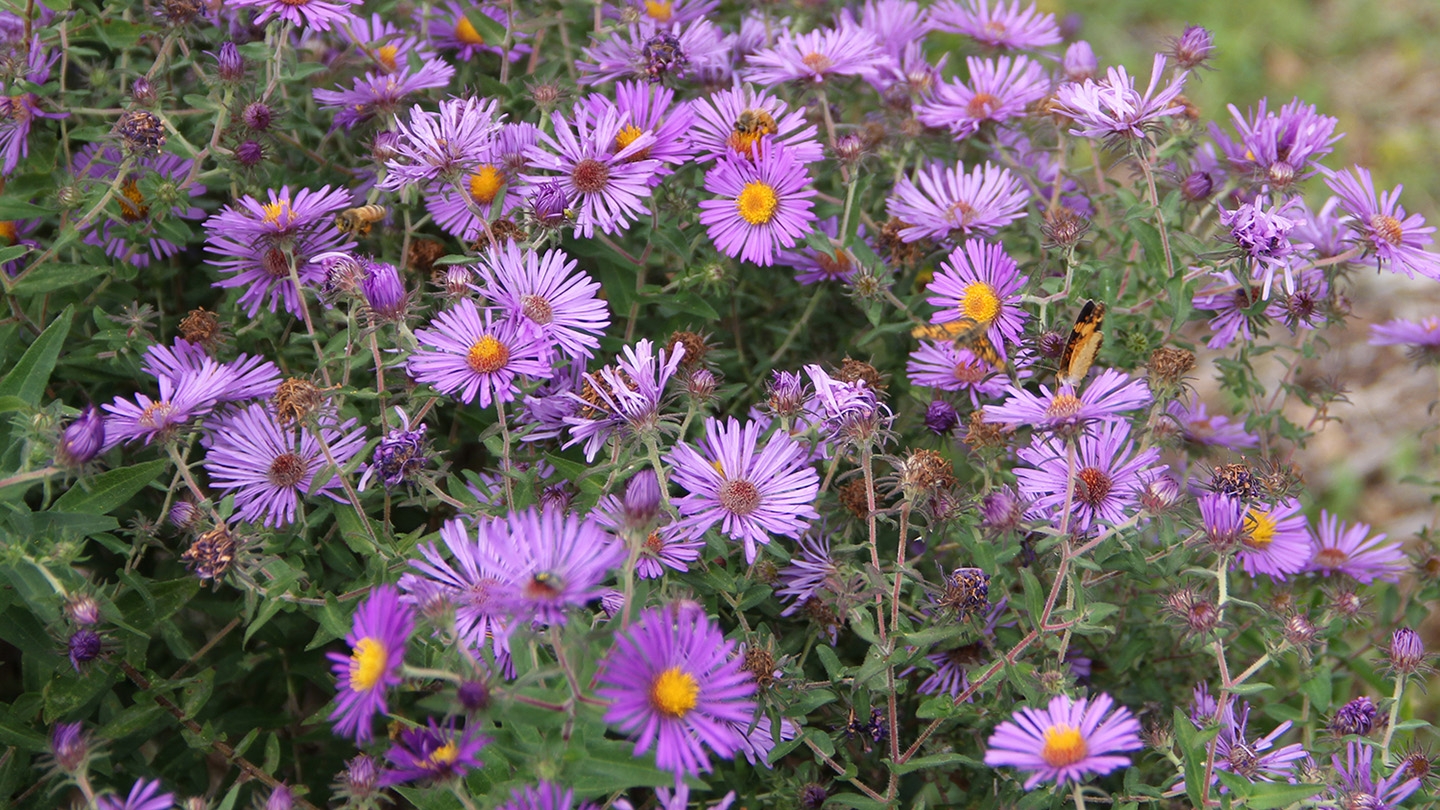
{"left": 0, "top": 305, "right": 72, "bottom": 407}
{"left": 666, "top": 290, "right": 721, "bottom": 321}
{"left": 13, "top": 264, "right": 107, "bottom": 295}
{"left": 1018, "top": 568, "right": 1045, "bottom": 628}
{"left": 888, "top": 751, "right": 973, "bottom": 775}
{"left": 567, "top": 741, "right": 673, "bottom": 792}
{"left": 462, "top": 8, "right": 509, "bottom": 47}
{"left": 0, "top": 198, "right": 49, "bottom": 220}
{"left": 813, "top": 644, "right": 844, "bottom": 681}
{"left": 1299, "top": 667, "right": 1332, "bottom": 713}
{"left": 53, "top": 460, "right": 169, "bottom": 515}
{"left": 1174, "top": 707, "right": 1218, "bottom": 810}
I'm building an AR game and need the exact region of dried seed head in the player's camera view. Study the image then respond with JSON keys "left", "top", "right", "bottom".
{"left": 837, "top": 478, "right": 870, "bottom": 520}
{"left": 115, "top": 110, "right": 167, "bottom": 157}
{"left": 835, "top": 357, "right": 886, "bottom": 393}
{"left": 469, "top": 218, "right": 527, "bottom": 253}
{"left": 963, "top": 408, "right": 1006, "bottom": 450}
{"left": 1148, "top": 347, "right": 1196, "bottom": 387}
{"left": 272, "top": 377, "right": 324, "bottom": 426}
{"left": 668, "top": 330, "right": 711, "bottom": 369}
{"left": 897, "top": 448, "right": 956, "bottom": 498}
{"left": 181, "top": 525, "right": 238, "bottom": 582}
{"left": 408, "top": 238, "right": 446, "bottom": 278}
{"left": 741, "top": 645, "right": 779, "bottom": 689}
{"left": 178, "top": 307, "right": 222, "bottom": 349}
{"left": 877, "top": 217, "right": 924, "bottom": 268}
{"left": 938, "top": 567, "right": 989, "bottom": 616}
{"left": 1042, "top": 205, "right": 1090, "bottom": 250}
{"left": 1209, "top": 463, "right": 1262, "bottom": 502}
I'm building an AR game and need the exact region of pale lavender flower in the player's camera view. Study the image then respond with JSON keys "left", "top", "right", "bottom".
{"left": 231, "top": 0, "right": 359, "bottom": 29}
{"left": 523, "top": 104, "right": 659, "bottom": 238}
{"left": 887, "top": 161, "right": 1030, "bottom": 242}
{"left": 906, "top": 341, "right": 1007, "bottom": 407}
{"left": 476, "top": 242, "right": 610, "bottom": 362}
{"left": 1052, "top": 55, "right": 1188, "bottom": 143}
{"left": 924, "top": 239, "right": 1030, "bottom": 354}
{"left": 1192, "top": 269, "right": 1266, "bottom": 350}
{"left": 380, "top": 98, "right": 504, "bottom": 190}
{"left": 1326, "top": 164, "right": 1440, "bottom": 281}
{"left": 401, "top": 517, "right": 514, "bottom": 660}
{"left": 96, "top": 779, "right": 174, "bottom": 810}
{"left": 73, "top": 145, "right": 205, "bottom": 268}
{"left": 688, "top": 83, "right": 824, "bottom": 165}
{"left": 917, "top": 56, "right": 1049, "bottom": 140}
{"left": 1218, "top": 98, "right": 1340, "bottom": 189}
{"left": 407, "top": 298, "right": 554, "bottom": 407}
{"left": 986, "top": 369, "right": 1151, "bottom": 432}
{"left": 1063, "top": 41, "right": 1098, "bottom": 82}
{"left": 931, "top": 0, "right": 1061, "bottom": 51}
{"left": 313, "top": 60, "right": 457, "bottom": 129}
{"left": 1370, "top": 317, "right": 1440, "bottom": 358}
{"left": 1235, "top": 498, "right": 1314, "bottom": 581}
{"left": 983, "top": 693, "right": 1141, "bottom": 789}
{"left": 577, "top": 19, "right": 728, "bottom": 85}
{"left": 563, "top": 338, "right": 685, "bottom": 461}
{"left": 1220, "top": 194, "right": 1311, "bottom": 299}
{"left": 745, "top": 24, "right": 891, "bottom": 86}
{"left": 489, "top": 506, "right": 625, "bottom": 626}
{"left": 1328, "top": 741, "right": 1421, "bottom": 810}
{"left": 1309, "top": 511, "right": 1406, "bottom": 584}
{"left": 845, "top": 0, "right": 932, "bottom": 59}
{"left": 1166, "top": 395, "right": 1258, "bottom": 451}
{"left": 699, "top": 141, "right": 817, "bottom": 266}
{"left": 427, "top": 2, "right": 522, "bottom": 61}
{"left": 1195, "top": 701, "right": 1308, "bottom": 790}
{"left": 1015, "top": 420, "right": 1161, "bottom": 535}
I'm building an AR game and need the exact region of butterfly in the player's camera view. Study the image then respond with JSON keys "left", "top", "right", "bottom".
{"left": 911, "top": 317, "right": 1001, "bottom": 367}
{"left": 1057, "top": 300, "right": 1106, "bottom": 386}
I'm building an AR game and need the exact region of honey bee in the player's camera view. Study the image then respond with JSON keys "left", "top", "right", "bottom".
{"left": 729, "top": 108, "right": 779, "bottom": 155}
{"left": 334, "top": 204, "right": 388, "bottom": 237}
{"left": 911, "top": 317, "right": 1001, "bottom": 367}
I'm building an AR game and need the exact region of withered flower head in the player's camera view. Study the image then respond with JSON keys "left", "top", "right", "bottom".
{"left": 272, "top": 377, "right": 324, "bottom": 426}
{"left": 181, "top": 525, "right": 238, "bottom": 582}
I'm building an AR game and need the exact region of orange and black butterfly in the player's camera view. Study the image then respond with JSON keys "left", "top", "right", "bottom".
{"left": 911, "top": 317, "right": 1001, "bottom": 367}
{"left": 1057, "top": 300, "right": 1106, "bottom": 386}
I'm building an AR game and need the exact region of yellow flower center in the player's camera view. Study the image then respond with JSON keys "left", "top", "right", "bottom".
{"left": 961, "top": 281, "right": 1000, "bottom": 323}
{"left": 736, "top": 181, "right": 779, "bottom": 225}
{"left": 261, "top": 198, "right": 293, "bottom": 227}
{"left": 644, "top": 0, "right": 673, "bottom": 22}
{"left": 0, "top": 220, "right": 16, "bottom": 244}
{"left": 455, "top": 15, "right": 484, "bottom": 45}
{"left": 375, "top": 44, "right": 398, "bottom": 72}
{"left": 1041, "top": 724, "right": 1088, "bottom": 767}
{"left": 427, "top": 741, "right": 459, "bottom": 766}
{"left": 613, "top": 124, "right": 651, "bottom": 161}
{"left": 349, "top": 637, "right": 388, "bottom": 691}
{"left": 467, "top": 335, "right": 509, "bottom": 374}
{"left": 468, "top": 165, "right": 505, "bottom": 205}
{"left": 119, "top": 178, "right": 150, "bottom": 223}
{"left": 1243, "top": 509, "right": 1277, "bottom": 550}
{"left": 649, "top": 666, "right": 699, "bottom": 717}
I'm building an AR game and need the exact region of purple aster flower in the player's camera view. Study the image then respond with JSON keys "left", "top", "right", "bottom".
{"left": 1167, "top": 395, "right": 1259, "bottom": 451}
{"left": 360, "top": 258, "right": 409, "bottom": 322}
{"left": 1199, "top": 492, "right": 1246, "bottom": 551}
{"left": 804, "top": 364, "right": 892, "bottom": 448}
{"left": 488, "top": 506, "right": 625, "bottom": 627}
{"left": 358, "top": 407, "right": 429, "bottom": 490}
{"left": 917, "top": 56, "right": 1050, "bottom": 140}
{"left": 519, "top": 363, "right": 584, "bottom": 442}
{"left": 577, "top": 19, "right": 728, "bottom": 85}
{"left": 906, "top": 341, "right": 1007, "bottom": 407}
{"left": 49, "top": 722, "right": 89, "bottom": 773}
{"left": 68, "top": 628, "right": 102, "bottom": 670}
{"left": 1326, "top": 164, "right": 1440, "bottom": 280}
{"left": 1387, "top": 628, "right": 1427, "bottom": 675}
{"left": 1329, "top": 696, "right": 1378, "bottom": 736}
{"left": 887, "top": 160, "right": 1030, "bottom": 243}
{"left": 497, "top": 782, "right": 600, "bottom": 810}
{"left": 1290, "top": 196, "right": 1349, "bottom": 259}
{"left": 523, "top": 104, "right": 659, "bottom": 238}
{"left": 476, "top": 242, "right": 609, "bottom": 362}
{"left": 1199, "top": 701, "right": 1308, "bottom": 789}
{"left": 380, "top": 98, "right": 503, "bottom": 190}
{"left": 591, "top": 80, "right": 697, "bottom": 183}
{"left": 1168, "top": 25, "right": 1215, "bottom": 71}
{"left": 313, "top": 60, "right": 457, "bottom": 129}
{"left": 1218, "top": 98, "right": 1340, "bottom": 189}
{"left": 1309, "top": 510, "right": 1406, "bottom": 584}
{"left": 745, "top": 24, "right": 890, "bottom": 86}
{"left": 380, "top": 717, "right": 489, "bottom": 785}
{"left": 205, "top": 185, "right": 356, "bottom": 318}
{"left": 931, "top": 0, "right": 1060, "bottom": 50}
{"left": 56, "top": 405, "right": 105, "bottom": 467}
{"left": 776, "top": 532, "right": 845, "bottom": 617}
{"left": 689, "top": 82, "right": 825, "bottom": 166}
{"left": 1235, "top": 498, "right": 1314, "bottom": 581}
{"left": 0, "top": 39, "right": 64, "bottom": 176}
{"left": 1370, "top": 317, "right": 1440, "bottom": 361}
{"left": 1190, "top": 682, "right": 1219, "bottom": 726}
{"left": 844, "top": 0, "right": 932, "bottom": 59}
{"left": 140, "top": 340, "right": 280, "bottom": 403}
{"left": 1052, "top": 55, "right": 1188, "bottom": 143}
{"left": 986, "top": 369, "right": 1152, "bottom": 432}
{"left": 909, "top": 599, "right": 1007, "bottom": 699}
{"left": 202, "top": 404, "right": 366, "bottom": 528}
{"left": 1220, "top": 194, "right": 1310, "bottom": 299}
{"left": 617, "top": 0, "right": 717, "bottom": 25}
{"left": 1063, "top": 41, "right": 1098, "bottom": 82}
{"left": 102, "top": 360, "right": 234, "bottom": 448}
{"left": 1329, "top": 741, "right": 1421, "bottom": 810}
{"left": 667, "top": 416, "right": 821, "bottom": 563}
{"left": 345, "top": 12, "right": 438, "bottom": 70}
{"left": 699, "top": 141, "right": 817, "bottom": 267}
{"left": 327, "top": 585, "right": 413, "bottom": 743}
{"left": 1015, "top": 420, "right": 1162, "bottom": 535}
{"left": 727, "top": 713, "right": 799, "bottom": 768}
{"left": 925, "top": 239, "right": 1029, "bottom": 354}
{"left": 97, "top": 779, "right": 174, "bottom": 810}
{"left": 595, "top": 604, "right": 759, "bottom": 778}
{"left": 594, "top": 470, "right": 703, "bottom": 579}
{"left": 563, "top": 338, "right": 685, "bottom": 462}
{"left": 872, "top": 41, "right": 948, "bottom": 106}
{"left": 1192, "top": 269, "right": 1266, "bottom": 350}
{"left": 775, "top": 216, "right": 861, "bottom": 285}
{"left": 73, "top": 145, "right": 205, "bottom": 268}
{"left": 1267, "top": 265, "right": 1328, "bottom": 333}
{"left": 427, "top": 2, "right": 521, "bottom": 61}
{"left": 983, "top": 693, "right": 1142, "bottom": 789}
{"left": 408, "top": 298, "right": 554, "bottom": 407}
{"left": 402, "top": 517, "right": 514, "bottom": 659}
{"left": 425, "top": 122, "right": 541, "bottom": 238}
{"left": 231, "top": 0, "right": 358, "bottom": 29}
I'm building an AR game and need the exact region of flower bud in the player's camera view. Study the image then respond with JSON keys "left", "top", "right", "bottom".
{"left": 600, "top": 590, "right": 625, "bottom": 619}
{"left": 264, "top": 785, "right": 294, "bottom": 810}
{"left": 49, "top": 722, "right": 89, "bottom": 773}
{"left": 371, "top": 130, "right": 400, "bottom": 162}
{"left": 212, "top": 42, "right": 245, "bottom": 83}
{"left": 622, "top": 469, "right": 662, "bottom": 528}
{"left": 765, "top": 370, "right": 807, "bottom": 418}
{"left": 1180, "top": 169, "right": 1215, "bottom": 202}
{"left": 361, "top": 259, "right": 407, "bottom": 323}
{"left": 130, "top": 77, "right": 156, "bottom": 107}
{"left": 457, "top": 680, "right": 490, "bottom": 712}
{"left": 68, "top": 628, "right": 102, "bottom": 670}
{"left": 1063, "top": 41, "right": 1097, "bottom": 82}
{"left": 799, "top": 784, "right": 828, "bottom": 810}
{"left": 1282, "top": 613, "right": 1317, "bottom": 648}
{"left": 343, "top": 755, "right": 378, "bottom": 798}
{"left": 444, "top": 266, "right": 472, "bottom": 299}
{"left": 1328, "top": 696, "right": 1377, "bottom": 736}
{"left": 924, "top": 400, "right": 959, "bottom": 435}
{"left": 56, "top": 405, "right": 105, "bottom": 467}
{"left": 528, "top": 179, "right": 570, "bottom": 227}
{"left": 242, "top": 102, "right": 272, "bottom": 132}
{"left": 234, "top": 140, "right": 265, "bottom": 168}
{"left": 169, "top": 501, "right": 201, "bottom": 531}
{"left": 1169, "top": 25, "right": 1215, "bottom": 70}
{"left": 1388, "top": 627, "right": 1426, "bottom": 674}
{"left": 684, "top": 368, "right": 718, "bottom": 403}
{"left": 64, "top": 593, "right": 101, "bottom": 627}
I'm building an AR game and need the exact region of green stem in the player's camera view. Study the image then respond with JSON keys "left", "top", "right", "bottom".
{"left": 1381, "top": 672, "right": 1407, "bottom": 766}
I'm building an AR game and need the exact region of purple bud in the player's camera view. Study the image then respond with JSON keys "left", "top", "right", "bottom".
{"left": 50, "top": 722, "right": 88, "bottom": 772}
{"left": 130, "top": 77, "right": 156, "bottom": 106}
{"left": 1063, "top": 41, "right": 1097, "bottom": 82}
{"left": 371, "top": 130, "right": 400, "bottom": 163}
{"left": 980, "top": 487, "right": 1024, "bottom": 533}
{"left": 529, "top": 179, "right": 570, "bottom": 226}
{"left": 169, "top": 501, "right": 200, "bottom": 530}
{"left": 924, "top": 400, "right": 959, "bottom": 435}
{"left": 64, "top": 593, "right": 101, "bottom": 627}
{"left": 457, "top": 680, "right": 490, "bottom": 712}
{"left": 212, "top": 42, "right": 244, "bottom": 83}
{"left": 264, "top": 785, "right": 294, "bottom": 810}
{"left": 242, "top": 101, "right": 272, "bottom": 132}
{"left": 363, "top": 412, "right": 428, "bottom": 489}
{"left": 1180, "top": 170, "right": 1215, "bottom": 202}
{"left": 1389, "top": 627, "right": 1425, "bottom": 674}
{"left": 68, "top": 628, "right": 102, "bottom": 670}
{"left": 1329, "top": 696, "right": 1377, "bottom": 736}
{"left": 316, "top": 252, "right": 366, "bottom": 301}
{"left": 600, "top": 590, "right": 626, "bottom": 619}
{"left": 344, "top": 755, "right": 378, "bottom": 797}
{"left": 685, "top": 367, "right": 718, "bottom": 402}
{"left": 235, "top": 139, "right": 265, "bottom": 168}
{"left": 799, "top": 785, "right": 828, "bottom": 809}
{"left": 1139, "top": 472, "right": 1181, "bottom": 513}
{"left": 622, "top": 469, "right": 662, "bottom": 527}
{"left": 765, "top": 370, "right": 807, "bottom": 418}
{"left": 57, "top": 406, "right": 105, "bottom": 466}
{"left": 360, "top": 259, "right": 407, "bottom": 322}
{"left": 443, "top": 265, "right": 472, "bottom": 299}
{"left": 1169, "top": 25, "right": 1215, "bottom": 70}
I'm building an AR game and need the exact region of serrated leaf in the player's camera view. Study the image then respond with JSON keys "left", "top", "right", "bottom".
{"left": 0, "top": 305, "right": 72, "bottom": 407}
{"left": 53, "top": 460, "right": 169, "bottom": 515}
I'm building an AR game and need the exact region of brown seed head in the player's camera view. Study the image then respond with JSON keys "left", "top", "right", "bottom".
{"left": 272, "top": 377, "right": 324, "bottom": 426}
{"left": 179, "top": 307, "right": 222, "bottom": 349}
{"left": 1148, "top": 347, "right": 1196, "bottom": 387}
{"left": 668, "top": 330, "right": 711, "bottom": 370}
{"left": 181, "top": 525, "right": 237, "bottom": 582}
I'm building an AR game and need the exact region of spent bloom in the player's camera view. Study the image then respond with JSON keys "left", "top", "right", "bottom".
{"left": 408, "top": 298, "right": 554, "bottom": 407}
{"left": 1219, "top": 194, "right": 1311, "bottom": 299}
{"left": 476, "top": 242, "right": 610, "bottom": 361}
{"left": 1014, "top": 420, "right": 1162, "bottom": 535}
{"left": 1218, "top": 98, "right": 1340, "bottom": 189}
{"left": 1308, "top": 510, "right": 1407, "bottom": 584}
{"left": 983, "top": 693, "right": 1142, "bottom": 789}
{"left": 1052, "top": 55, "right": 1188, "bottom": 143}
{"left": 596, "top": 604, "right": 758, "bottom": 778}
{"left": 688, "top": 83, "right": 824, "bottom": 165}
{"left": 327, "top": 584, "right": 413, "bottom": 743}
{"left": 699, "top": 141, "right": 817, "bottom": 267}
{"left": 524, "top": 104, "right": 659, "bottom": 238}
{"left": 668, "top": 416, "right": 821, "bottom": 564}
{"left": 563, "top": 338, "right": 685, "bottom": 461}
{"left": 917, "top": 56, "right": 1050, "bottom": 141}
{"left": 1329, "top": 741, "right": 1422, "bottom": 810}
{"left": 56, "top": 405, "right": 106, "bottom": 467}
{"left": 358, "top": 407, "right": 430, "bottom": 490}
